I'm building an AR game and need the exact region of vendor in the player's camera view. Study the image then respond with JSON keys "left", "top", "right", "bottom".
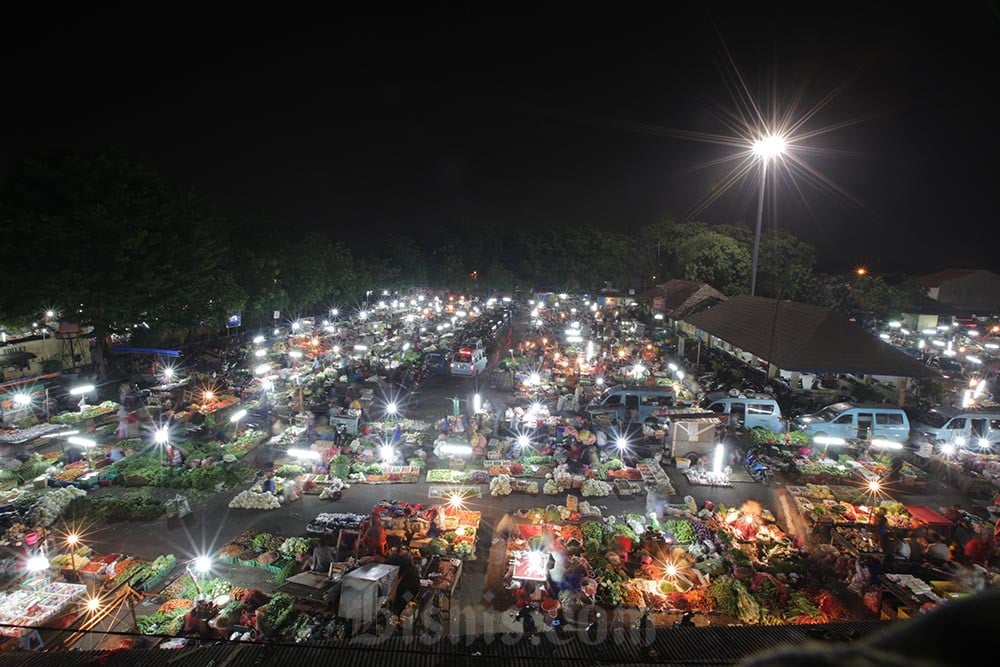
{"left": 262, "top": 471, "right": 277, "bottom": 495}
{"left": 387, "top": 554, "right": 421, "bottom": 617}
{"left": 363, "top": 519, "right": 387, "bottom": 557}
{"left": 65, "top": 445, "right": 85, "bottom": 464}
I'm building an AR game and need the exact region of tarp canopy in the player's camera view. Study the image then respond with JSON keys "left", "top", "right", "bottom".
{"left": 904, "top": 505, "right": 952, "bottom": 527}
{"left": 111, "top": 347, "right": 180, "bottom": 357}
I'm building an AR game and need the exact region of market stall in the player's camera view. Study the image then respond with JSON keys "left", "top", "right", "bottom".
{"left": 0, "top": 581, "right": 87, "bottom": 649}
{"left": 488, "top": 491, "right": 854, "bottom": 626}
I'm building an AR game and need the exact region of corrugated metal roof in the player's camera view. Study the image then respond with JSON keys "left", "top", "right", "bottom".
{"left": 684, "top": 295, "right": 939, "bottom": 378}
{"left": 5, "top": 621, "right": 889, "bottom": 667}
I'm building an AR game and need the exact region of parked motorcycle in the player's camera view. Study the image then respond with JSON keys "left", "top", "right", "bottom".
{"left": 744, "top": 448, "right": 772, "bottom": 485}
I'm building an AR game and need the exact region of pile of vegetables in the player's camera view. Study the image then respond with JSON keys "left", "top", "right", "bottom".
{"left": 581, "top": 479, "right": 611, "bottom": 497}
{"left": 275, "top": 465, "right": 306, "bottom": 478}
{"left": 66, "top": 491, "right": 166, "bottom": 522}
{"left": 664, "top": 519, "right": 696, "bottom": 544}
{"left": 426, "top": 469, "right": 456, "bottom": 483}
{"left": 489, "top": 474, "right": 512, "bottom": 496}
{"left": 229, "top": 490, "right": 281, "bottom": 510}
{"left": 51, "top": 401, "right": 119, "bottom": 424}
{"left": 264, "top": 592, "right": 295, "bottom": 629}
{"left": 279, "top": 537, "right": 317, "bottom": 557}
{"left": 30, "top": 486, "right": 87, "bottom": 526}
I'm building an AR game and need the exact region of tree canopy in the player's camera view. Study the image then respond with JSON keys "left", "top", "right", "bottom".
{"left": 0, "top": 149, "right": 930, "bottom": 349}
{"left": 0, "top": 152, "right": 243, "bottom": 337}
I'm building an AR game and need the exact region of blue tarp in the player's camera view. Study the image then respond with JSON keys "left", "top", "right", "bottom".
{"left": 111, "top": 347, "right": 180, "bottom": 357}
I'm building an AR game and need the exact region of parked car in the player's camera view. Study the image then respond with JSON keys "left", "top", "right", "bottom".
{"left": 702, "top": 395, "right": 785, "bottom": 432}
{"left": 910, "top": 406, "right": 1000, "bottom": 450}
{"left": 793, "top": 402, "right": 910, "bottom": 443}
{"left": 927, "top": 355, "right": 967, "bottom": 381}
{"left": 588, "top": 385, "right": 676, "bottom": 425}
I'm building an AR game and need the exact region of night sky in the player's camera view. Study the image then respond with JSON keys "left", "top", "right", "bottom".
{"left": 4, "top": 3, "right": 999, "bottom": 276}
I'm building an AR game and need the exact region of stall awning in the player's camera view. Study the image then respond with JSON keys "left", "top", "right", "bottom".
{"left": 111, "top": 347, "right": 181, "bottom": 357}
{"left": 905, "top": 505, "right": 952, "bottom": 527}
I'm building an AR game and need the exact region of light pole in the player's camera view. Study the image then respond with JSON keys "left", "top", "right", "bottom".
{"left": 230, "top": 409, "right": 248, "bottom": 439}
{"left": 749, "top": 134, "right": 786, "bottom": 297}
{"left": 68, "top": 436, "right": 96, "bottom": 469}
{"left": 70, "top": 384, "right": 95, "bottom": 412}
{"left": 154, "top": 426, "right": 169, "bottom": 465}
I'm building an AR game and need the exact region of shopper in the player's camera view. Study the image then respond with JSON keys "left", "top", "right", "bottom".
{"left": 963, "top": 531, "right": 993, "bottom": 567}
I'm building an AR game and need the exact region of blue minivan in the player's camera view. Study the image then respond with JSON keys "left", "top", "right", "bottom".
{"left": 793, "top": 402, "right": 910, "bottom": 443}
{"left": 703, "top": 396, "right": 785, "bottom": 432}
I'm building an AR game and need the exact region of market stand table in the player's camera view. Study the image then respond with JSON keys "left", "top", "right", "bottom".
{"left": 830, "top": 525, "right": 887, "bottom": 564}
{"left": 0, "top": 580, "right": 87, "bottom": 650}
{"left": 877, "top": 572, "right": 946, "bottom": 619}
{"left": 420, "top": 557, "right": 462, "bottom": 626}
{"left": 903, "top": 505, "right": 952, "bottom": 533}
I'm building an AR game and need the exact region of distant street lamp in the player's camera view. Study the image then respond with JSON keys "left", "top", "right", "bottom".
{"left": 750, "top": 134, "right": 786, "bottom": 297}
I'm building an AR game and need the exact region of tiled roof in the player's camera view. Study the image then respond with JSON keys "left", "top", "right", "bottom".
{"left": 684, "top": 295, "right": 939, "bottom": 378}
{"left": 641, "top": 280, "right": 728, "bottom": 318}
{"left": 916, "top": 269, "right": 978, "bottom": 288}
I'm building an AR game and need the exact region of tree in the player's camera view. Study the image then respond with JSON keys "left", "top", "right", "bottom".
{"left": 0, "top": 151, "right": 243, "bottom": 377}
{"left": 380, "top": 234, "right": 428, "bottom": 290}
{"left": 752, "top": 228, "right": 819, "bottom": 301}
{"left": 676, "top": 231, "right": 751, "bottom": 295}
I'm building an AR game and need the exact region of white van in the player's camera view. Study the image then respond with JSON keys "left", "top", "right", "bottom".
{"left": 703, "top": 396, "right": 785, "bottom": 432}
{"left": 910, "top": 407, "right": 1000, "bottom": 450}
{"left": 450, "top": 340, "right": 487, "bottom": 376}
{"left": 793, "top": 402, "right": 910, "bottom": 443}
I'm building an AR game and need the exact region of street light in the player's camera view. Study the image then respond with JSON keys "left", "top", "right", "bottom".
{"left": 154, "top": 426, "right": 170, "bottom": 464}
{"left": 25, "top": 554, "right": 50, "bottom": 575}
{"left": 187, "top": 556, "right": 212, "bottom": 597}
{"left": 70, "top": 384, "right": 95, "bottom": 395}
{"left": 68, "top": 436, "right": 97, "bottom": 468}
{"left": 66, "top": 533, "right": 80, "bottom": 574}
{"left": 750, "top": 134, "right": 786, "bottom": 297}
{"left": 230, "top": 409, "right": 248, "bottom": 438}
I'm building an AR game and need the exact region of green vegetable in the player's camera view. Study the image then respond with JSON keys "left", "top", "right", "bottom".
{"left": 734, "top": 580, "right": 761, "bottom": 624}
{"left": 664, "top": 519, "right": 696, "bottom": 544}
{"left": 710, "top": 575, "right": 738, "bottom": 615}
